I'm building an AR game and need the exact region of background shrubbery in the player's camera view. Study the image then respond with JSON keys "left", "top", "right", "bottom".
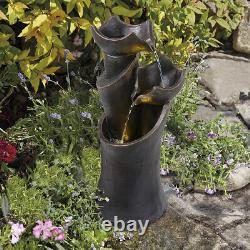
{"left": 0, "top": 0, "right": 245, "bottom": 91}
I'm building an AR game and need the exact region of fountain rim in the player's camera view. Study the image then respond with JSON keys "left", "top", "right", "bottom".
{"left": 99, "top": 104, "right": 169, "bottom": 147}
{"left": 91, "top": 16, "right": 153, "bottom": 43}
{"left": 152, "top": 70, "right": 185, "bottom": 91}
{"left": 97, "top": 54, "right": 139, "bottom": 90}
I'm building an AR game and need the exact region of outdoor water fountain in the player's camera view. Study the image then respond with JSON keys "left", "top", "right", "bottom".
{"left": 91, "top": 16, "right": 185, "bottom": 223}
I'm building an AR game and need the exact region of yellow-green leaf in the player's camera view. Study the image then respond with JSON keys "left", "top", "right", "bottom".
{"left": 32, "top": 14, "right": 48, "bottom": 28}
{"left": 69, "top": 21, "right": 77, "bottom": 34}
{"left": 83, "top": 0, "right": 91, "bottom": 8}
{"left": 30, "top": 74, "right": 40, "bottom": 92}
{"left": 216, "top": 18, "right": 231, "bottom": 30}
{"left": 112, "top": 6, "right": 141, "bottom": 17}
{"left": 18, "top": 23, "right": 32, "bottom": 37}
{"left": 67, "top": 0, "right": 77, "bottom": 14}
{"left": 0, "top": 10, "right": 7, "bottom": 21}
{"left": 84, "top": 28, "right": 92, "bottom": 47}
{"left": 194, "top": 1, "right": 207, "bottom": 10}
{"left": 35, "top": 48, "right": 57, "bottom": 70}
{"left": 76, "top": 2, "right": 84, "bottom": 17}
{"left": 20, "top": 60, "right": 32, "bottom": 78}
{"left": 78, "top": 18, "right": 90, "bottom": 30}
{"left": 43, "top": 66, "right": 60, "bottom": 74}
{"left": 13, "top": 2, "right": 28, "bottom": 12}
{"left": 18, "top": 49, "right": 30, "bottom": 60}
{"left": 52, "top": 35, "right": 64, "bottom": 47}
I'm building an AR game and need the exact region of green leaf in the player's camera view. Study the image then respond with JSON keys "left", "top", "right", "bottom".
{"left": 67, "top": 0, "right": 77, "bottom": 14}
{"left": 216, "top": 18, "right": 231, "bottom": 31}
{"left": 1, "top": 193, "right": 9, "bottom": 219}
{"left": 112, "top": 6, "right": 142, "bottom": 17}
{"left": 32, "top": 14, "right": 48, "bottom": 28}
{"left": 84, "top": 28, "right": 92, "bottom": 47}
{"left": 83, "top": 0, "right": 91, "bottom": 8}
{"left": 30, "top": 74, "right": 40, "bottom": 92}
{"left": 0, "top": 10, "right": 7, "bottom": 20}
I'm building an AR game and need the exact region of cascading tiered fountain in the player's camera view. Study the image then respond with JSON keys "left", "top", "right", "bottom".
{"left": 91, "top": 16, "right": 185, "bottom": 223}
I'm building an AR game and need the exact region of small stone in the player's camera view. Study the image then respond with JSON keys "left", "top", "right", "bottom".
{"left": 233, "top": 21, "right": 250, "bottom": 54}
{"left": 236, "top": 101, "right": 250, "bottom": 127}
{"left": 226, "top": 164, "right": 250, "bottom": 191}
{"left": 199, "top": 56, "right": 250, "bottom": 108}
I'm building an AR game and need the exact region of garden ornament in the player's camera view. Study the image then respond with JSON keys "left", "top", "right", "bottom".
{"left": 91, "top": 16, "right": 184, "bottom": 223}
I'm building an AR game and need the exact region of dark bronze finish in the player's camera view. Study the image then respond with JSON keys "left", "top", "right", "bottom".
{"left": 91, "top": 16, "right": 184, "bottom": 223}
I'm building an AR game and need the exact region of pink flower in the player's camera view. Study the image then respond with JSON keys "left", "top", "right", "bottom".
{"left": 9, "top": 222, "right": 25, "bottom": 244}
{"left": 51, "top": 227, "right": 65, "bottom": 241}
{"left": 32, "top": 220, "right": 65, "bottom": 241}
{"left": 33, "top": 220, "right": 53, "bottom": 240}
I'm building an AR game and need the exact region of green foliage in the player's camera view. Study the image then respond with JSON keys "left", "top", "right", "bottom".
{"left": 140, "top": 0, "right": 245, "bottom": 66}
{"left": 0, "top": 89, "right": 109, "bottom": 249}
{"left": 0, "top": 0, "right": 245, "bottom": 93}
{"left": 0, "top": 0, "right": 142, "bottom": 91}
{"left": 0, "top": 147, "right": 108, "bottom": 249}
{"left": 4, "top": 176, "right": 48, "bottom": 224}
{"left": 10, "top": 88, "right": 102, "bottom": 159}
{"left": 161, "top": 69, "right": 250, "bottom": 191}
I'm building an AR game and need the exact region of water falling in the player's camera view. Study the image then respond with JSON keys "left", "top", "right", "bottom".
{"left": 121, "top": 102, "right": 135, "bottom": 143}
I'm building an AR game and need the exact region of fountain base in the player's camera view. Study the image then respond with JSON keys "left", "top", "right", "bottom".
{"left": 98, "top": 104, "right": 170, "bottom": 223}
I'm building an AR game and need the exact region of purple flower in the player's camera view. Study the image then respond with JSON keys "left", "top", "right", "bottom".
{"left": 49, "top": 113, "right": 62, "bottom": 119}
{"left": 186, "top": 131, "right": 197, "bottom": 140}
{"left": 160, "top": 169, "right": 169, "bottom": 176}
{"left": 225, "top": 159, "right": 234, "bottom": 166}
{"left": 18, "top": 72, "right": 26, "bottom": 82}
{"left": 208, "top": 131, "right": 218, "bottom": 139}
{"left": 207, "top": 154, "right": 211, "bottom": 162}
{"left": 68, "top": 98, "right": 79, "bottom": 106}
{"left": 214, "top": 154, "right": 222, "bottom": 165}
{"left": 167, "top": 135, "right": 176, "bottom": 146}
{"left": 204, "top": 187, "right": 216, "bottom": 195}
{"left": 9, "top": 222, "right": 25, "bottom": 244}
{"left": 80, "top": 112, "right": 91, "bottom": 119}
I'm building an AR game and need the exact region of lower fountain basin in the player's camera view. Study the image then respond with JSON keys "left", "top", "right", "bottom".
{"left": 98, "top": 104, "right": 170, "bottom": 223}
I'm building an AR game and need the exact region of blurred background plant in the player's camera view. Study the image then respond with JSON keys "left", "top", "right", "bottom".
{"left": 0, "top": 0, "right": 245, "bottom": 126}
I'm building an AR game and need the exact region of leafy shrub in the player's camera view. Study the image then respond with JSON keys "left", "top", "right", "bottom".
{"left": 140, "top": 0, "right": 245, "bottom": 66}
{"left": 0, "top": 147, "right": 109, "bottom": 249}
{"left": 5, "top": 175, "right": 48, "bottom": 224}
{"left": 161, "top": 69, "right": 250, "bottom": 191}
{"left": 0, "top": 0, "right": 245, "bottom": 93}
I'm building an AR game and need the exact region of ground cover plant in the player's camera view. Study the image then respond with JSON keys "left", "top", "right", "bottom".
{"left": 0, "top": 0, "right": 249, "bottom": 248}
{"left": 161, "top": 69, "right": 250, "bottom": 193}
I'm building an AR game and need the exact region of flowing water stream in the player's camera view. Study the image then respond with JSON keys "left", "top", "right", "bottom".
{"left": 120, "top": 102, "right": 135, "bottom": 143}
{"left": 120, "top": 44, "right": 164, "bottom": 143}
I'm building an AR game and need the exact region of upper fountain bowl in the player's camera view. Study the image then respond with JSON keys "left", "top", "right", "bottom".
{"left": 91, "top": 16, "right": 155, "bottom": 56}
